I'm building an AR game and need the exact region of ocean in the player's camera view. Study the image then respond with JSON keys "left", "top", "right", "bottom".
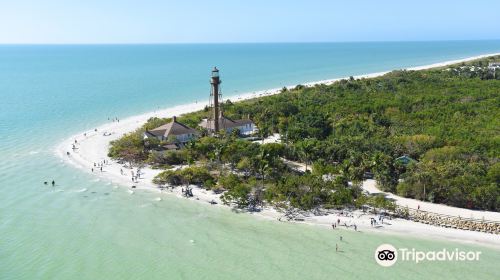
{"left": 1, "top": 41, "right": 500, "bottom": 279}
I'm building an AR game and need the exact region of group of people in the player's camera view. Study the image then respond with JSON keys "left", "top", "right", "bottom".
{"left": 43, "top": 180, "right": 56, "bottom": 186}
{"left": 370, "top": 215, "right": 385, "bottom": 227}
{"left": 332, "top": 218, "right": 357, "bottom": 231}
{"left": 128, "top": 168, "right": 142, "bottom": 183}
{"left": 108, "top": 117, "right": 120, "bottom": 123}
{"left": 91, "top": 160, "right": 108, "bottom": 173}
{"left": 181, "top": 187, "right": 193, "bottom": 197}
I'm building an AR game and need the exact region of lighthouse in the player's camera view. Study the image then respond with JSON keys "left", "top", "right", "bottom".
{"left": 210, "top": 67, "right": 222, "bottom": 133}
{"left": 198, "top": 67, "right": 256, "bottom": 136}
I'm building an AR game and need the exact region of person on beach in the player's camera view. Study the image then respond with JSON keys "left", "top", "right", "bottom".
{"left": 332, "top": 224, "right": 335, "bottom": 230}
{"left": 336, "top": 243, "right": 338, "bottom": 252}
{"left": 120, "top": 169, "right": 123, "bottom": 175}
{"left": 91, "top": 168, "right": 94, "bottom": 172}
{"left": 354, "top": 224, "right": 357, "bottom": 231}
{"left": 418, "top": 204, "right": 420, "bottom": 210}
{"left": 51, "top": 180, "right": 55, "bottom": 186}
{"left": 340, "top": 236, "right": 343, "bottom": 241}
{"left": 100, "top": 166, "right": 102, "bottom": 172}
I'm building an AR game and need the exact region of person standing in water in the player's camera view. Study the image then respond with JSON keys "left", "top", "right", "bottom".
{"left": 51, "top": 180, "right": 55, "bottom": 186}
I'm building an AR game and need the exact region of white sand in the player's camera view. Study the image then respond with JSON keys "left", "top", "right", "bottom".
{"left": 362, "top": 180, "right": 500, "bottom": 221}
{"left": 55, "top": 53, "right": 500, "bottom": 249}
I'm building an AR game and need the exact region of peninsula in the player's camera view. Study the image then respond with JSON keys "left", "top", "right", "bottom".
{"left": 56, "top": 54, "right": 500, "bottom": 248}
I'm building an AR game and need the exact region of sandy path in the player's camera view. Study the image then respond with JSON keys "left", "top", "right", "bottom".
{"left": 363, "top": 180, "right": 500, "bottom": 221}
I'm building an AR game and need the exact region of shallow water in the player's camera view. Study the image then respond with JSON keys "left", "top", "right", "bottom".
{"left": 1, "top": 42, "right": 500, "bottom": 279}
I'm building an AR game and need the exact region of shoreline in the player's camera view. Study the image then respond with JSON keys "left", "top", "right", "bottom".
{"left": 55, "top": 52, "right": 500, "bottom": 249}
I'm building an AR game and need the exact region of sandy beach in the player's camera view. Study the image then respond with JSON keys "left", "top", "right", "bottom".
{"left": 55, "top": 53, "right": 500, "bottom": 249}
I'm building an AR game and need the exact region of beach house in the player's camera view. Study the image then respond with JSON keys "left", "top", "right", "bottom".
{"left": 198, "top": 112, "right": 257, "bottom": 136}
{"left": 144, "top": 116, "right": 198, "bottom": 143}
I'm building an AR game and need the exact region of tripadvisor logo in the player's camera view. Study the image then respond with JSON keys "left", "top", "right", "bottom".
{"left": 375, "top": 244, "right": 481, "bottom": 267}
{"left": 375, "top": 244, "right": 397, "bottom": 267}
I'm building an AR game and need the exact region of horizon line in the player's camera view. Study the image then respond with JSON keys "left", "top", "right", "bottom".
{"left": 1, "top": 39, "right": 500, "bottom": 46}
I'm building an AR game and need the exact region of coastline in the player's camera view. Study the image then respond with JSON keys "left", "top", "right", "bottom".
{"left": 55, "top": 52, "right": 500, "bottom": 249}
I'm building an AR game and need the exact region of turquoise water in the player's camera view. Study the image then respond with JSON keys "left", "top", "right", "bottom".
{"left": 1, "top": 42, "right": 500, "bottom": 279}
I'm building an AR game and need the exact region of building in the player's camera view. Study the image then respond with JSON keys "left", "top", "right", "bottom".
{"left": 395, "top": 155, "right": 416, "bottom": 166}
{"left": 199, "top": 112, "right": 257, "bottom": 136}
{"left": 198, "top": 67, "right": 257, "bottom": 136}
{"left": 488, "top": 62, "right": 500, "bottom": 70}
{"left": 144, "top": 116, "right": 197, "bottom": 143}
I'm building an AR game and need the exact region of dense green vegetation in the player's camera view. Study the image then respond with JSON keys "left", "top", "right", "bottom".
{"left": 109, "top": 56, "right": 500, "bottom": 211}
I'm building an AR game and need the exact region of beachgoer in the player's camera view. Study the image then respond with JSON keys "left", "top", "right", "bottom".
{"left": 354, "top": 224, "right": 357, "bottom": 231}
{"left": 340, "top": 236, "right": 343, "bottom": 241}
{"left": 337, "top": 218, "right": 340, "bottom": 225}
{"left": 91, "top": 168, "right": 94, "bottom": 172}
{"left": 51, "top": 180, "right": 55, "bottom": 186}
{"left": 100, "top": 167, "right": 102, "bottom": 172}
{"left": 44, "top": 181, "right": 48, "bottom": 185}
{"left": 120, "top": 169, "right": 123, "bottom": 175}
{"left": 418, "top": 205, "right": 420, "bottom": 210}
{"left": 332, "top": 224, "right": 335, "bottom": 230}
{"left": 336, "top": 243, "right": 338, "bottom": 252}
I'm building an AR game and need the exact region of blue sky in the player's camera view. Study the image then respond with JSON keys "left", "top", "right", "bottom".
{"left": 1, "top": 0, "right": 499, "bottom": 43}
